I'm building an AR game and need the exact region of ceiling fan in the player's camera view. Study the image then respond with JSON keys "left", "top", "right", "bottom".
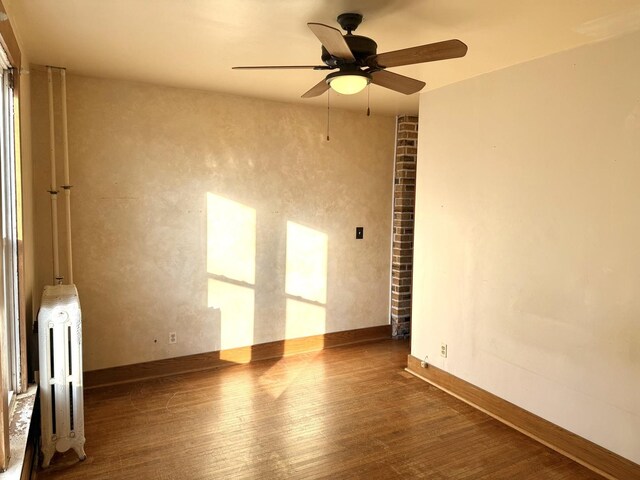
{"left": 233, "top": 13, "right": 468, "bottom": 98}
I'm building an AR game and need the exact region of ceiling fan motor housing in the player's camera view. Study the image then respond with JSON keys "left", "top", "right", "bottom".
{"left": 321, "top": 35, "right": 377, "bottom": 67}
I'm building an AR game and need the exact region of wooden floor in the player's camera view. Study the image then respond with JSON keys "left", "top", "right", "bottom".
{"left": 35, "top": 340, "right": 602, "bottom": 479}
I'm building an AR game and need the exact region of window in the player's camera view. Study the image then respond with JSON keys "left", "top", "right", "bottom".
{"left": 0, "top": 46, "right": 20, "bottom": 403}
{"left": 0, "top": 17, "right": 25, "bottom": 466}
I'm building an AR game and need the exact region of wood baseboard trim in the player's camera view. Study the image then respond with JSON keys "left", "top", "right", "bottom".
{"left": 84, "top": 325, "right": 391, "bottom": 389}
{"left": 406, "top": 355, "right": 639, "bottom": 480}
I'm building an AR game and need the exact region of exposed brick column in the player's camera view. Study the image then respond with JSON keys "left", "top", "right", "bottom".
{"left": 391, "top": 115, "right": 418, "bottom": 338}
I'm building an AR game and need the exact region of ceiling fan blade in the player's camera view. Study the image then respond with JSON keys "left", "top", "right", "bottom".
{"left": 372, "top": 39, "right": 467, "bottom": 68}
{"left": 308, "top": 23, "right": 355, "bottom": 61}
{"left": 370, "top": 70, "right": 426, "bottom": 95}
{"left": 233, "top": 65, "right": 328, "bottom": 70}
{"left": 301, "top": 78, "right": 330, "bottom": 98}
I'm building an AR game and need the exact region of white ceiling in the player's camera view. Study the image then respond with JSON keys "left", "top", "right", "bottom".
{"left": 6, "top": 0, "right": 640, "bottom": 115}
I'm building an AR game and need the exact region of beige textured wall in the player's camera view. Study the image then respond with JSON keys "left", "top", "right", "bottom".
{"left": 30, "top": 72, "right": 395, "bottom": 371}
{"left": 411, "top": 30, "right": 640, "bottom": 463}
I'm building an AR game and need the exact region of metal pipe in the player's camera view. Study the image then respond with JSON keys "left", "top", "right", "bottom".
{"left": 47, "top": 67, "right": 61, "bottom": 284}
{"left": 60, "top": 69, "right": 73, "bottom": 284}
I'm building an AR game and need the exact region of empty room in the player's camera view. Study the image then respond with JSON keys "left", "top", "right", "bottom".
{"left": 0, "top": 1, "right": 637, "bottom": 479}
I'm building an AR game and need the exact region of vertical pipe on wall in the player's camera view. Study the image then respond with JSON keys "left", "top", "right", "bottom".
{"left": 47, "top": 66, "right": 61, "bottom": 284}
{"left": 60, "top": 69, "right": 73, "bottom": 284}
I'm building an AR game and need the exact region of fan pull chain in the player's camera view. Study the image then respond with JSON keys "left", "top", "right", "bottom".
{"left": 367, "top": 84, "right": 371, "bottom": 117}
{"left": 326, "top": 89, "right": 331, "bottom": 141}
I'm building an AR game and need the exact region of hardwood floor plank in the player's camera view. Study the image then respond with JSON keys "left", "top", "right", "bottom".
{"left": 36, "top": 340, "right": 603, "bottom": 479}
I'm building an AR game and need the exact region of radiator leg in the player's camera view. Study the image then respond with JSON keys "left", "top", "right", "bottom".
{"left": 42, "top": 444, "right": 56, "bottom": 468}
{"left": 73, "top": 443, "right": 87, "bottom": 461}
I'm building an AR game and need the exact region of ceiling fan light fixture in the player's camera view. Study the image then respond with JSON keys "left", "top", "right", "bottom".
{"left": 326, "top": 71, "right": 371, "bottom": 95}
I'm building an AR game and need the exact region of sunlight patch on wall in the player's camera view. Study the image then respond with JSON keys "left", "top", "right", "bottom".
{"left": 285, "top": 221, "right": 328, "bottom": 303}
{"left": 206, "top": 193, "right": 256, "bottom": 353}
{"left": 208, "top": 279, "right": 255, "bottom": 351}
{"left": 207, "top": 193, "right": 256, "bottom": 284}
{"left": 285, "top": 221, "right": 328, "bottom": 347}
{"left": 285, "top": 298, "right": 326, "bottom": 339}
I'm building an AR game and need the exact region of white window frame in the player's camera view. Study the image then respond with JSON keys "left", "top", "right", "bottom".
{"left": 0, "top": 45, "right": 21, "bottom": 406}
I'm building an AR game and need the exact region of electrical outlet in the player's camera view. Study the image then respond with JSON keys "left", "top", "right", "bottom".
{"left": 169, "top": 332, "right": 177, "bottom": 344}
{"left": 440, "top": 343, "right": 448, "bottom": 358}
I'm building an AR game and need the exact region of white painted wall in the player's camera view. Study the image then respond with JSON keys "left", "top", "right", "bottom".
{"left": 411, "top": 30, "right": 640, "bottom": 463}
